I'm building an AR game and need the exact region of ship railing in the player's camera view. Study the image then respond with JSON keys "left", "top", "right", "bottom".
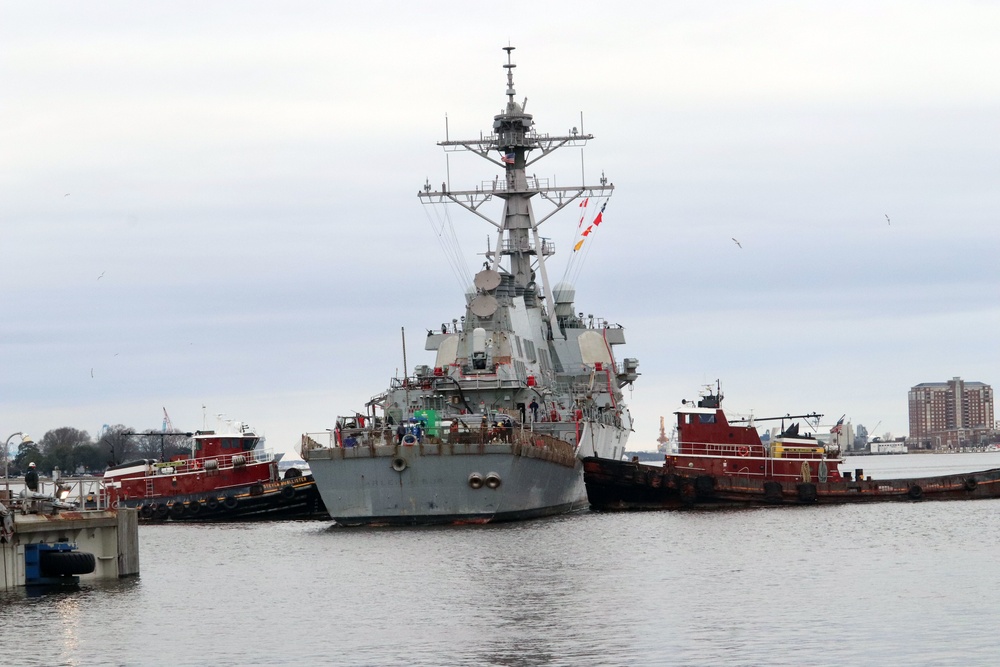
{"left": 150, "top": 449, "right": 274, "bottom": 474}
{"left": 2, "top": 476, "right": 117, "bottom": 512}
{"left": 480, "top": 175, "right": 550, "bottom": 193}
{"left": 499, "top": 237, "right": 555, "bottom": 256}
{"left": 304, "top": 413, "right": 580, "bottom": 450}
{"left": 679, "top": 441, "right": 830, "bottom": 460}
{"left": 680, "top": 441, "right": 764, "bottom": 458}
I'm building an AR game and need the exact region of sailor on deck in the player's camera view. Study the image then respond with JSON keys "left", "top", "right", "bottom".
{"left": 25, "top": 462, "right": 39, "bottom": 492}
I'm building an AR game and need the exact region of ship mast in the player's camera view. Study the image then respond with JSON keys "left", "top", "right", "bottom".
{"left": 418, "top": 46, "right": 613, "bottom": 339}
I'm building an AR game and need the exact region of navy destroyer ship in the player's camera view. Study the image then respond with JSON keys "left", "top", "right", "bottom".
{"left": 302, "top": 47, "right": 639, "bottom": 525}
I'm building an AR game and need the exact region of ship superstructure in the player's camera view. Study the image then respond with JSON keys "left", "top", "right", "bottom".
{"left": 303, "top": 47, "right": 638, "bottom": 525}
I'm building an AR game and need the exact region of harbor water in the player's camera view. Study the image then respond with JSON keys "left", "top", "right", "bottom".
{"left": 3, "top": 453, "right": 1000, "bottom": 666}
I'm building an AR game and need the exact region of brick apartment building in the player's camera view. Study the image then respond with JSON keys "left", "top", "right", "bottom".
{"left": 908, "top": 377, "right": 995, "bottom": 448}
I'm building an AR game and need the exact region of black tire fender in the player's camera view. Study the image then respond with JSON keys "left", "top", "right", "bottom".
{"left": 39, "top": 550, "right": 96, "bottom": 577}
{"left": 908, "top": 485, "right": 923, "bottom": 500}
{"left": 796, "top": 482, "right": 818, "bottom": 504}
{"left": 679, "top": 480, "right": 697, "bottom": 506}
{"left": 763, "top": 481, "right": 784, "bottom": 504}
{"left": 694, "top": 475, "right": 715, "bottom": 498}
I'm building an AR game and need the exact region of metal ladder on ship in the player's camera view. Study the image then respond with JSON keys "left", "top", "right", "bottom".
{"left": 145, "top": 478, "right": 154, "bottom": 498}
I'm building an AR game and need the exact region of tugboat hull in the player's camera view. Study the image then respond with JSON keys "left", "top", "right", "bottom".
{"left": 584, "top": 457, "right": 1000, "bottom": 510}
{"left": 119, "top": 475, "right": 328, "bottom": 522}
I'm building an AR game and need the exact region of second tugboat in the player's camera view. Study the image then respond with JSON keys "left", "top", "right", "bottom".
{"left": 104, "top": 422, "right": 327, "bottom": 521}
{"left": 302, "top": 47, "right": 639, "bottom": 526}
{"left": 584, "top": 384, "right": 1000, "bottom": 509}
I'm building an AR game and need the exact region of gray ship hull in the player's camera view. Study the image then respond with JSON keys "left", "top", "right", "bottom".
{"left": 307, "top": 442, "right": 587, "bottom": 526}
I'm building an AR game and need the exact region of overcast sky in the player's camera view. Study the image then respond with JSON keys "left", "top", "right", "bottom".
{"left": 3, "top": 1, "right": 998, "bottom": 457}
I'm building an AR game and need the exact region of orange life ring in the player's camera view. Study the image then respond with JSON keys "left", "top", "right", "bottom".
{"left": 737, "top": 445, "right": 750, "bottom": 457}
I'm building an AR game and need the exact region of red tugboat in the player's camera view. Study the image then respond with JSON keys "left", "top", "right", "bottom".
{"left": 584, "top": 384, "right": 1000, "bottom": 509}
{"left": 103, "top": 424, "right": 327, "bottom": 521}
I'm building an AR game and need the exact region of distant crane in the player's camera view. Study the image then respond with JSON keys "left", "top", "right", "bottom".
{"left": 162, "top": 407, "right": 174, "bottom": 433}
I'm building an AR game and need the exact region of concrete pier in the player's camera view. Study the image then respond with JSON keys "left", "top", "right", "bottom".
{"left": 1, "top": 489, "right": 140, "bottom": 590}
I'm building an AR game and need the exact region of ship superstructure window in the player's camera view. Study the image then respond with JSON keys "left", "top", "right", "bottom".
{"left": 423, "top": 396, "right": 446, "bottom": 411}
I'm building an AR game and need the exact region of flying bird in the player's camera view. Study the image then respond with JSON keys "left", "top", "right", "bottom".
{"left": 97, "top": 271, "right": 105, "bottom": 280}
{"left": 885, "top": 214, "right": 890, "bottom": 225}
{"left": 64, "top": 193, "right": 70, "bottom": 197}
{"left": 91, "top": 368, "right": 94, "bottom": 378}
{"left": 731, "top": 238, "right": 742, "bottom": 249}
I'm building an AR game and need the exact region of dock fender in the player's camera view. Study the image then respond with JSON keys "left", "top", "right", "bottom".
{"left": 908, "top": 485, "right": 923, "bottom": 500}
{"left": 796, "top": 482, "right": 818, "bottom": 504}
{"left": 694, "top": 475, "right": 716, "bottom": 499}
{"left": 964, "top": 478, "right": 978, "bottom": 492}
{"left": 223, "top": 495, "right": 239, "bottom": 510}
{"left": 280, "top": 484, "right": 296, "bottom": 500}
{"left": 40, "top": 550, "right": 97, "bottom": 577}
{"left": 763, "top": 481, "right": 784, "bottom": 504}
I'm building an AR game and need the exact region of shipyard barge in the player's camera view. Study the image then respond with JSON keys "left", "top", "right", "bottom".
{"left": 303, "top": 47, "right": 639, "bottom": 525}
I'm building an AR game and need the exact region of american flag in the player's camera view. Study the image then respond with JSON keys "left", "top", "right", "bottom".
{"left": 830, "top": 415, "right": 845, "bottom": 434}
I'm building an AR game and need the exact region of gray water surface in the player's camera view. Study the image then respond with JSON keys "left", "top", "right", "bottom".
{"left": 3, "top": 453, "right": 999, "bottom": 666}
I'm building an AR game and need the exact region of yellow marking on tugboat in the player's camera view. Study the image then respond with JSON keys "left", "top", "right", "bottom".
{"left": 771, "top": 444, "right": 824, "bottom": 458}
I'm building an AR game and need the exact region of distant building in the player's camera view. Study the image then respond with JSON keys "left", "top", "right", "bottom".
{"left": 908, "top": 377, "right": 994, "bottom": 448}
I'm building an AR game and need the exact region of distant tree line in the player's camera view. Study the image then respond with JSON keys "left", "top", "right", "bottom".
{"left": 5, "top": 425, "right": 193, "bottom": 477}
